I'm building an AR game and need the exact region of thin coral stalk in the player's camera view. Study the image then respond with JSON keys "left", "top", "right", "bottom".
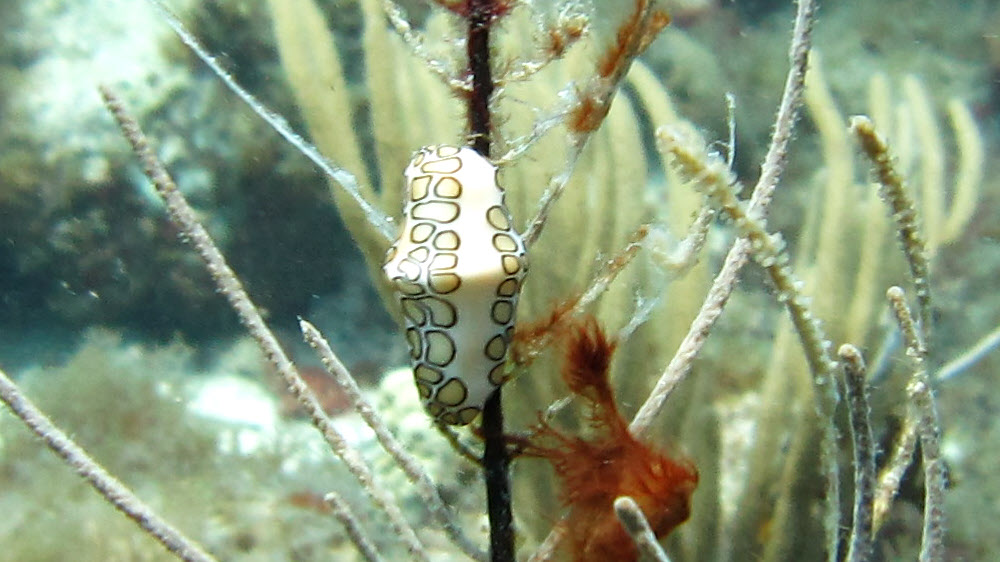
{"left": 502, "top": 7, "right": 589, "bottom": 83}
{"left": 324, "top": 492, "right": 383, "bottom": 562}
{"left": 144, "top": 0, "right": 393, "bottom": 242}
{"left": 851, "top": 116, "right": 932, "bottom": 338}
{"left": 379, "top": 0, "right": 470, "bottom": 91}
{"left": 299, "top": 319, "right": 487, "bottom": 561}
{"left": 0, "top": 367, "right": 216, "bottom": 562}
{"left": 527, "top": 521, "right": 569, "bottom": 562}
{"left": 462, "top": 1, "right": 515, "bottom": 558}
{"left": 522, "top": 0, "right": 669, "bottom": 247}
{"left": 614, "top": 496, "right": 673, "bottom": 562}
{"left": 840, "top": 344, "right": 876, "bottom": 562}
{"left": 630, "top": 0, "right": 816, "bottom": 434}
{"left": 937, "top": 321, "right": 1000, "bottom": 382}
{"left": 886, "top": 287, "right": 946, "bottom": 562}
{"left": 657, "top": 123, "right": 842, "bottom": 561}
{"left": 648, "top": 206, "right": 716, "bottom": 278}
{"left": 512, "top": 226, "right": 649, "bottom": 370}
{"left": 751, "top": 0, "right": 816, "bottom": 209}
{"left": 99, "top": 85, "right": 429, "bottom": 561}
{"left": 941, "top": 98, "right": 983, "bottom": 243}
{"left": 872, "top": 414, "right": 918, "bottom": 532}
{"left": 654, "top": 127, "right": 840, "bottom": 396}
{"left": 575, "top": 226, "right": 650, "bottom": 314}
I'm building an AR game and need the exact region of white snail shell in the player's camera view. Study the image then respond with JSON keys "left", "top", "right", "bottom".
{"left": 383, "top": 146, "right": 527, "bottom": 425}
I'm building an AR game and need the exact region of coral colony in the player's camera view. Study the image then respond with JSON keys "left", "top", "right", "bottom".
{"left": 3, "top": 0, "right": 990, "bottom": 560}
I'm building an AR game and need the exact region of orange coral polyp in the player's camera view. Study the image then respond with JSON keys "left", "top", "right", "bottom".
{"left": 560, "top": 317, "right": 617, "bottom": 402}
{"left": 523, "top": 318, "right": 697, "bottom": 561}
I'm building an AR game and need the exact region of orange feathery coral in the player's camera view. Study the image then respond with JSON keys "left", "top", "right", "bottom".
{"left": 522, "top": 317, "right": 697, "bottom": 561}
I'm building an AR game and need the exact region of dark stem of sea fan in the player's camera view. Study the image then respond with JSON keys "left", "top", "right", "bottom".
{"left": 467, "top": 0, "right": 494, "bottom": 155}
{"left": 466, "top": 1, "right": 514, "bottom": 560}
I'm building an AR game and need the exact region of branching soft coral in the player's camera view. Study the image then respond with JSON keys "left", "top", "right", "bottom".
{"left": 520, "top": 317, "right": 697, "bottom": 561}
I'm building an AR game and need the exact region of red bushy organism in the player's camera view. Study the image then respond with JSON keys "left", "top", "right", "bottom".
{"left": 521, "top": 317, "right": 697, "bottom": 561}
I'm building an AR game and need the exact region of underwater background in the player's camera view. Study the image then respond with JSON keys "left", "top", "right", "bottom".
{"left": 0, "top": 0, "right": 998, "bottom": 559}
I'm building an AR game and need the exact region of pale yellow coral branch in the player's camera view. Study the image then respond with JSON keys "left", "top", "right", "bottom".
{"left": 902, "top": 76, "right": 945, "bottom": 252}
{"left": 941, "top": 98, "right": 983, "bottom": 244}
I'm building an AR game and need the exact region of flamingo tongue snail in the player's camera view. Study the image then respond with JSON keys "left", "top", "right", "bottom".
{"left": 383, "top": 146, "right": 528, "bottom": 425}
